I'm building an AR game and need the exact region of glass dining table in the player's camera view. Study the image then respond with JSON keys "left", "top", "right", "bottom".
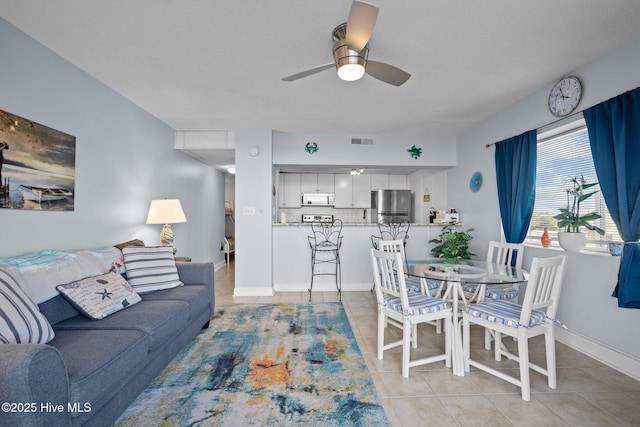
{"left": 404, "top": 258, "right": 528, "bottom": 376}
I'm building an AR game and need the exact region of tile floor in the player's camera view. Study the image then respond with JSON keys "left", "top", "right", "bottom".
{"left": 214, "top": 261, "right": 640, "bottom": 426}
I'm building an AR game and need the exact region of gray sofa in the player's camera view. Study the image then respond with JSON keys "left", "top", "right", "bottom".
{"left": 0, "top": 261, "right": 215, "bottom": 427}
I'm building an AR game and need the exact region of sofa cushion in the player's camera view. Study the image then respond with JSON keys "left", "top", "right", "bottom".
{"left": 56, "top": 272, "right": 142, "bottom": 320}
{"left": 38, "top": 294, "right": 81, "bottom": 326}
{"left": 141, "top": 284, "right": 211, "bottom": 319}
{"left": 122, "top": 246, "right": 183, "bottom": 293}
{"left": 54, "top": 300, "right": 189, "bottom": 350}
{"left": 0, "top": 267, "right": 55, "bottom": 344}
{"left": 49, "top": 328, "right": 148, "bottom": 411}
{"left": 0, "top": 250, "right": 106, "bottom": 303}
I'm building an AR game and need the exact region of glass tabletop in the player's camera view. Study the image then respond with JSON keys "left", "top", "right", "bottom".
{"left": 405, "top": 258, "right": 527, "bottom": 285}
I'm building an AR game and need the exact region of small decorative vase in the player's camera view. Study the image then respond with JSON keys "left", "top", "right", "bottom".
{"left": 541, "top": 228, "right": 551, "bottom": 247}
{"left": 558, "top": 231, "right": 587, "bottom": 253}
{"left": 608, "top": 242, "right": 623, "bottom": 256}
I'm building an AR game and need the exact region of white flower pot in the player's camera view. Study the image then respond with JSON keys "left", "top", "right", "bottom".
{"left": 558, "top": 231, "right": 587, "bottom": 252}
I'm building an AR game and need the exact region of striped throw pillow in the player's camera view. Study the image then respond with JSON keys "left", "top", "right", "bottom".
{"left": 0, "top": 267, "right": 55, "bottom": 344}
{"left": 121, "top": 246, "right": 183, "bottom": 294}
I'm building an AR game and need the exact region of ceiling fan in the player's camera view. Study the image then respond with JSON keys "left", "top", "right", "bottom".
{"left": 281, "top": 1, "right": 411, "bottom": 86}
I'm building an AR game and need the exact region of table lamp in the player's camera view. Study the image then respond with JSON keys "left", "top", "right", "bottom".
{"left": 146, "top": 199, "right": 187, "bottom": 254}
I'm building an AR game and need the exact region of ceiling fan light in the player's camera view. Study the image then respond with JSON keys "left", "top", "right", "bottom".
{"left": 333, "top": 38, "right": 368, "bottom": 82}
{"left": 338, "top": 63, "right": 365, "bottom": 81}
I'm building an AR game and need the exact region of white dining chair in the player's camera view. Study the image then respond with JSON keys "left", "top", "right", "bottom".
{"left": 460, "top": 241, "right": 524, "bottom": 348}
{"left": 370, "top": 248, "right": 453, "bottom": 378}
{"left": 462, "top": 255, "right": 566, "bottom": 401}
{"left": 376, "top": 239, "right": 444, "bottom": 333}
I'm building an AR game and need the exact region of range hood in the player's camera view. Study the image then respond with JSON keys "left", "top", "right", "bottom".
{"left": 301, "top": 193, "right": 334, "bottom": 206}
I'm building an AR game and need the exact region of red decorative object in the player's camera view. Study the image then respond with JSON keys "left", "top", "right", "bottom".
{"left": 541, "top": 228, "right": 551, "bottom": 247}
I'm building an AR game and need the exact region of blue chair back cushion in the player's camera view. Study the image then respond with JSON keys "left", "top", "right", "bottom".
{"left": 467, "top": 301, "right": 546, "bottom": 328}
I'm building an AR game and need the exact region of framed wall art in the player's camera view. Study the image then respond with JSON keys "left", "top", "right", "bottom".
{"left": 0, "top": 109, "right": 76, "bottom": 211}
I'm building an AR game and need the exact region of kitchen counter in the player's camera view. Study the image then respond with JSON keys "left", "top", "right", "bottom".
{"left": 272, "top": 223, "right": 451, "bottom": 293}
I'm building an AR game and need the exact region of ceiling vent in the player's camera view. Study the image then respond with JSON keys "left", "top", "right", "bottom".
{"left": 351, "top": 137, "right": 373, "bottom": 145}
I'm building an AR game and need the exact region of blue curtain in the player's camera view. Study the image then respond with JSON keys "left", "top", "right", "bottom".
{"left": 583, "top": 87, "right": 640, "bottom": 308}
{"left": 494, "top": 130, "right": 537, "bottom": 243}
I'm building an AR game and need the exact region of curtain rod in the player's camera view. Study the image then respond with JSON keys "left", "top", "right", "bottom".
{"left": 485, "top": 111, "right": 583, "bottom": 148}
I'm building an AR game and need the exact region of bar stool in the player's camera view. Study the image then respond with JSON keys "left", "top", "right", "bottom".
{"left": 307, "top": 219, "right": 343, "bottom": 301}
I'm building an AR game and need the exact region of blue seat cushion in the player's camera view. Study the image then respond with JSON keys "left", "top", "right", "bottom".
{"left": 55, "top": 300, "right": 188, "bottom": 350}
{"left": 403, "top": 275, "right": 423, "bottom": 294}
{"left": 462, "top": 284, "right": 518, "bottom": 300}
{"left": 467, "top": 301, "right": 546, "bottom": 328}
{"left": 383, "top": 293, "right": 448, "bottom": 315}
{"left": 50, "top": 328, "right": 148, "bottom": 409}
{"left": 424, "top": 280, "right": 441, "bottom": 291}
{"left": 484, "top": 284, "right": 519, "bottom": 300}
{"left": 141, "top": 284, "right": 210, "bottom": 320}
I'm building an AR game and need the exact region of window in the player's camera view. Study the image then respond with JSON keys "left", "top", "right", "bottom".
{"left": 527, "top": 115, "right": 621, "bottom": 248}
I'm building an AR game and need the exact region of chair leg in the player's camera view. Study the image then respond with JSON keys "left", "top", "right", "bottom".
{"left": 335, "top": 250, "right": 342, "bottom": 301}
{"left": 402, "top": 318, "right": 412, "bottom": 378}
{"left": 377, "top": 308, "right": 385, "bottom": 360}
{"left": 545, "top": 328, "right": 557, "bottom": 389}
{"left": 517, "top": 332, "right": 531, "bottom": 401}
{"left": 444, "top": 315, "right": 452, "bottom": 368}
{"left": 485, "top": 328, "right": 493, "bottom": 350}
{"left": 412, "top": 324, "right": 418, "bottom": 348}
{"left": 309, "top": 250, "right": 315, "bottom": 295}
{"left": 462, "top": 315, "right": 470, "bottom": 372}
{"left": 494, "top": 331, "right": 502, "bottom": 361}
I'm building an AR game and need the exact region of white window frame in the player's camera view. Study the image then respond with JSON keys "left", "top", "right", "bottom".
{"left": 525, "top": 114, "right": 621, "bottom": 252}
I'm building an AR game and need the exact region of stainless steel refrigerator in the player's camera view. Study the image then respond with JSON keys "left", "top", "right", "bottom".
{"left": 370, "top": 189, "right": 413, "bottom": 224}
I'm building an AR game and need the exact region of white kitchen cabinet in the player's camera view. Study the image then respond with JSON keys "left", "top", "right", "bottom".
{"left": 317, "top": 174, "right": 335, "bottom": 193}
{"left": 389, "top": 174, "right": 409, "bottom": 189}
{"left": 352, "top": 175, "right": 371, "bottom": 208}
{"left": 278, "top": 173, "right": 301, "bottom": 207}
{"left": 300, "top": 173, "right": 334, "bottom": 193}
{"left": 334, "top": 174, "right": 351, "bottom": 207}
{"left": 334, "top": 174, "right": 370, "bottom": 208}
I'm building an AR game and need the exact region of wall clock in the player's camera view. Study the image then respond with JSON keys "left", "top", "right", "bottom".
{"left": 470, "top": 171, "right": 482, "bottom": 192}
{"left": 548, "top": 76, "right": 582, "bottom": 117}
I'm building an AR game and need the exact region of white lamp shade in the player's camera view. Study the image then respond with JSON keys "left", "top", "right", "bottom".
{"left": 146, "top": 199, "right": 187, "bottom": 224}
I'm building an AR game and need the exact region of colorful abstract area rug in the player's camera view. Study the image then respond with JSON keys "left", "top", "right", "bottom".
{"left": 115, "top": 303, "right": 390, "bottom": 426}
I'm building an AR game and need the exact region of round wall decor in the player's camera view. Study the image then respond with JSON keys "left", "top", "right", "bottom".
{"left": 470, "top": 171, "right": 483, "bottom": 192}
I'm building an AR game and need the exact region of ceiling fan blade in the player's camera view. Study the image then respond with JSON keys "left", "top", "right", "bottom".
{"left": 282, "top": 63, "right": 335, "bottom": 82}
{"left": 365, "top": 60, "right": 411, "bottom": 86}
{"left": 345, "top": 1, "right": 379, "bottom": 51}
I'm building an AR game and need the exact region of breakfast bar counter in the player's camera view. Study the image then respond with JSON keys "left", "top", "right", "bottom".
{"left": 272, "top": 222, "right": 449, "bottom": 293}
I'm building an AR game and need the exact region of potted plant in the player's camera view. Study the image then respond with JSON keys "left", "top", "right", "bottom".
{"left": 553, "top": 175, "right": 605, "bottom": 252}
{"left": 429, "top": 223, "right": 475, "bottom": 261}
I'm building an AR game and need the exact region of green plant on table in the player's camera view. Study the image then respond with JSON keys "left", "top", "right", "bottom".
{"left": 553, "top": 175, "right": 605, "bottom": 235}
{"left": 429, "top": 223, "right": 475, "bottom": 261}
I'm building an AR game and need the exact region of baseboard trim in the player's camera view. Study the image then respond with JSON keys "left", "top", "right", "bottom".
{"left": 556, "top": 327, "right": 640, "bottom": 381}
{"left": 273, "top": 282, "right": 373, "bottom": 293}
{"left": 213, "top": 260, "right": 227, "bottom": 271}
{"left": 233, "top": 287, "right": 275, "bottom": 297}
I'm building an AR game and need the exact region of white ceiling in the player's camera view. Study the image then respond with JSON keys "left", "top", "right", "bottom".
{"left": 2, "top": 1, "right": 640, "bottom": 169}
